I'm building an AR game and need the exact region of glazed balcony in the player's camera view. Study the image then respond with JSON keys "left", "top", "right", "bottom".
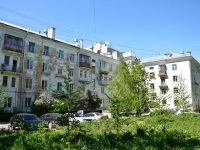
{"left": 98, "top": 80, "right": 108, "bottom": 85}
{"left": 159, "top": 70, "right": 167, "bottom": 76}
{"left": 0, "top": 64, "right": 22, "bottom": 74}
{"left": 3, "top": 43, "right": 23, "bottom": 53}
{"left": 99, "top": 67, "right": 109, "bottom": 74}
{"left": 79, "top": 62, "right": 91, "bottom": 69}
{"left": 159, "top": 82, "right": 168, "bottom": 88}
{"left": 78, "top": 78, "right": 91, "bottom": 84}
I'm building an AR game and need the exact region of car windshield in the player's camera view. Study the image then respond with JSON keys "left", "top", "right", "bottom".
{"left": 94, "top": 112, "right": 102, "bottom": 116}
{"left": 52, "top": 113, "right": 62, "bottom": 118}
{"left": 23, "top": 115, "right": 38, "bottom": 120}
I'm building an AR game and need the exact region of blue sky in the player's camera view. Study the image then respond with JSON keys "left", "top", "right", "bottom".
{"left": 1, "top": 0, "right": 200, "bottom": 61}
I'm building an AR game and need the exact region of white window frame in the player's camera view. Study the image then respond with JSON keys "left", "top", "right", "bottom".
{"left": 80, "top": 70, "right": 83, "bottom": 78}
{"left": 28, "top": 42, "right": 35, "bottom": 53}
{"left": 58, "top": 50, "right": 64, "bottom": 59}
{"left": 172, "top": 64, "right": 177, "bottom": 71}
{"left": 42, "top": 80, "right": 48, "bottom": 89}
{"left": 43, "top": 46, "right": 49, "bottom": 56}
{"left": 25, "top": 97, "right": 32, "bottom": 107}
{"left": 84, "top": 71, "right": 87, "bottom": 78}
{"left": 101, "top": 87, "right": 105, "bottom": 94}
{"left": 43, "top": 63, "right": 48, "bottom": 73}
{"left": 26, "top": 79, "right": 32, "bottom": 89}
{"left": 70, "top": 54, "right": 75, "bottom": 62}
{"left": 27, "top": 60, "right": 33, "bottom": 70}
{"left": 70, "top": 70, "right": 74, "bottom": 77}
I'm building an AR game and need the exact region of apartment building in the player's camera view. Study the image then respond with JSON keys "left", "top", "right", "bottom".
{"left": 142, "top": 52, "right": 200, "bottom": 110}
{"left": 0, "top": 21, "right": 135, "bottom": 112}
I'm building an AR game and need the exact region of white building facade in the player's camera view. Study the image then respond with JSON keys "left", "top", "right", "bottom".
{"left": 142, "top": 52, "right": 200, "bottom": 110}
{"left": 0, "top": 21, "right": 135, "bottom": 112}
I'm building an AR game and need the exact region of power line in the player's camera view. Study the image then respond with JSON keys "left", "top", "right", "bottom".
{"left": 0, "top": 5, "right": 161, "bottom": 52}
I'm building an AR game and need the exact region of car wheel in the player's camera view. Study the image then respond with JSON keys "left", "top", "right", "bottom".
{"left": 48, "top": 122, "right": 52, "bottom": 129}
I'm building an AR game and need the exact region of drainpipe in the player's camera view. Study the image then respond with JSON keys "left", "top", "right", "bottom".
{"left": 76, "top": 48, "right": 81, "bottom": 91}
{"left": 20, "top": 31, "right": 28, "bottom": 111}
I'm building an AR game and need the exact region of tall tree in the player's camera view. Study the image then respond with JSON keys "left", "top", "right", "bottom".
{"left": 85, "top": 90, "right": 102, "bottom": 110}
{"left": 107, "top": 59, "right": 153, "bottom": 116}
{"left": 174, "top": 73, "right": 191, "bottom": 110}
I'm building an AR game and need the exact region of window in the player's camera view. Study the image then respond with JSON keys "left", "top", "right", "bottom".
{"left": 172, "top": 64, "right": 177, "bottom": 71}
{"left": 161, "top": 89, "right": 166, "bottom": 94}
{"left": 25, "top": 98, "right": 32, "bottom": 107}
{"left": 26, "top": 79, "right": 32, "bottom": 89}
{"left": 100, "top": 100, "right": 104, "bottom": 107}
{"left": 84, "top": 71, "right": 87, "bottom": 78}
{"left": 42, "top": 80, "right": 47, "bottom": 89}
{"left": 174, "top": 88, "right": 178, "bottom": 93}
{"left": 11, "top": 77, "right": 16, "bottom": 87}
{"left": 4, "top": 56, "right": 9, "bottom": 66}
{"left": 4, "top": 97, "right": 12, "bottom": 108}
{"left": 43, "top": 63, "right": 48, "bottom": 72}
{"left": 173, "top": 76, "right": 177, "bottom": 82}
{"left": 92, "top": 66, "right": 95, "bottom": 74}
{"left": 70, "top": 70, "right": 74, "bottom": 77}
{"left": 70, "top": 54, "right": 75, "bottom": 62}
{"left": 150, "top": 83, "right": 154, "bottom": 89}
{"left": 100, "top": 60, "right": 107, "bottom": 68}
{"left": 101, "top": 87, "right": 105, "bottom": 94}
{"left": 58, "top": 68, "right": 62, "bottom": 75}
{"left": 3, "top": 76, "right": 8, "bottom": 86}
{"left": 4, "top": 34, "right": 23, "bottom": 52}
{"left": 109, "top": 64, "right": 112, "bottom": 71}
{"left": 93, "top": 79, "right": 95, "bottom": 88}
{"left": 27, "top": 60, "right": 33, "bottom": 69}
{"left": 28, "top": 42, "right": 35, "bottom": 52}
{"left": 80, "top": 70, "right": 83, "bottom": 78}
{"left": 58, "top": 50, "right": 64, "bottom": 59}
{"left": 92, "top": 59, "right": 95, "bottom": 62}
{"left": 57, "top": 82, "right": 62, "bottom": 91}
{"left": 174, "top": 100, "right": 178, "bottom": 106}
{"left": 161, "top": 77, "right": 165, "bottom": 84}
{"left": 43, "top": 46, "right": 49, "bottom": 56}
{"left": 70, "top": 84, "right": 74, "bottom": 92}
{"left": 80, "top": 54, "right": 89, "bottom": 63}
{"left": 162, "top": 99, "right": 167, "bottom": 105}
{"left": 150, "top": 67, "right": 154, "bottom": 70}
{"left": 160, "top": 65, "right": 166, "bottom": 71}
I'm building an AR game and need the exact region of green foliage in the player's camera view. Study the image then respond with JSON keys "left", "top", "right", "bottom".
{"left": 108, "top": 59, "right": 153, "bottom": 115}
{"left": 0, "top": 82, "right": 8, "bottom": 106}
{"left": 174, "top": 73, "right": 191, "bottom": 110}
{"left": 85, "top": 90, "right": 102, "bottom": 110}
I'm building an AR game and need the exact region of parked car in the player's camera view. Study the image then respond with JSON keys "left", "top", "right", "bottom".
{"left": 39, "top": 113, "right": 62, "bottom": 128}
{"left": 84, "top": 112, "right": 108, "bottom": 121}
{"left": 66, "top": 113, "right": 92, "bottom": 123}
{"left": 10, "top": 113, "right": 43, "bottom": 130}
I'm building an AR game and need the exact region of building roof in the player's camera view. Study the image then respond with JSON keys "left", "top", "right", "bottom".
{"left": 141, "top": 52, "right": 200, "bottom": 68}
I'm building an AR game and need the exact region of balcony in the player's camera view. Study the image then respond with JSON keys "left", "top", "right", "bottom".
{"left": 99, "top": 67, "right": 109, "bottom": 74}
{"left": 159, "top": 82, "right": 168, "bottom": 88}
{"left": 3, "top": 43, "right": 23, "bottom": 53}
{"left": 78, "top": 78, "right": 91, "bottom": 84}
{"left": 79, "top": 62, "right": 90, "bottom": 69}
{"left": 98, "top": 80, "right": 108, "bottom": 85}
{"left": 159, "top": 70, "right": 167, "bottom": 76}
{"left": 42, "top": 71, "right": 50, "bottom": 75}
{"left": 56, "top": 74, "right": 65, "bottom": 78}
{"left": 0, "top": 64, "right": 22, "bottom": 74}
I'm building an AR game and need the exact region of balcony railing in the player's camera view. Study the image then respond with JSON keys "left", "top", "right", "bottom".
{"left": 42, "top": 71, "right": 50, "bottom": 75}
{"left": 159, "top": 70, "right": 167, "bottom": 76}
{"left": 1, "top": 64, "right": 22, "bottom": 73}
{"left": 79, "top": 62, "right": 90, "bottom": 69}
{"left": 3, "top": 43, "right": 23, "bottom": 53}
{"left": 78, "top": 78, "right": 91, "bottom": 84}
{"left": 159, "top": 82, "right": 168, "bottom": 88}
{"left": 99, "top": 67, "right": 109, "bottom": 73}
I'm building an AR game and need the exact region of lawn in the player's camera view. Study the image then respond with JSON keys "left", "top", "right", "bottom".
{"left": 1, "top": 113, "right": 200, "bottom": 150}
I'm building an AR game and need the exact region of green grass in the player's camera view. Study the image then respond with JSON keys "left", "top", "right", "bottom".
{"left": 1, "top": 114, "right": 200, "bottom": 150}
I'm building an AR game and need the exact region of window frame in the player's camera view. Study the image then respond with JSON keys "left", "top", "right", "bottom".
{"left": 70, "top": 54, "right": 75, "bottom": 62}
{"left": 58, "top": 50, "right": 64, "bottom": 59}
{"left": 25, "top": 97, "right": 32, "bottom": 107}
{"left": 3, "top": 76, "right": 8, "bottom": 87}
{"left": 43, "top": 46, "right": 49, "bottom": 56}
{"left": 11, "top": 77, "right": 16, "bottom": 87}
{"left": 172, "top": 64, "right": 177, "bottom": 71}
{"left": 28, "top": 42, "right": 35, "bottom": 53}
{"left": 27, "top": 60, "right": 33, "bottom": 70}
{"left": 42, "top": 80, "right": 48, "bottom": 90}
{"left": 26, "top": 79, "right": 32, "bottom": 89}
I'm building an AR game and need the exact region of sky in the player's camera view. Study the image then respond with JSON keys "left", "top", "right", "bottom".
{"left": 1, "top": 0, "right": 200, "bottom": 61}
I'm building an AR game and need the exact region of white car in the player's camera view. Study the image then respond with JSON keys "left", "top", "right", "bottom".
{"left": 65, "top": 113, "right": 92, "bottom": 123}
{"left": 84, "top": 112, "right": 108, "bottom": 121}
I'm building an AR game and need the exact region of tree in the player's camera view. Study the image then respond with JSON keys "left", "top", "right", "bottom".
{"left": 85, "top": 90, "right": 102, "bottom": 110}
{"left": 107, "top": 59, "right": 153, "bottom": 116}
{"left": 174, "top": 74, "right": 191, "bottom": 111}
{"left": 0, "top": 83, "right": 8, "bottom": 108}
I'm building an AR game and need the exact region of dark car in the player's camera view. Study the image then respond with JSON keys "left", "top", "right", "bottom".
{"left": 39, "top": 113, "right": 62, "bottom": 128}
{"left": 10, "top": 113, "right": 43, "bottom": 130}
